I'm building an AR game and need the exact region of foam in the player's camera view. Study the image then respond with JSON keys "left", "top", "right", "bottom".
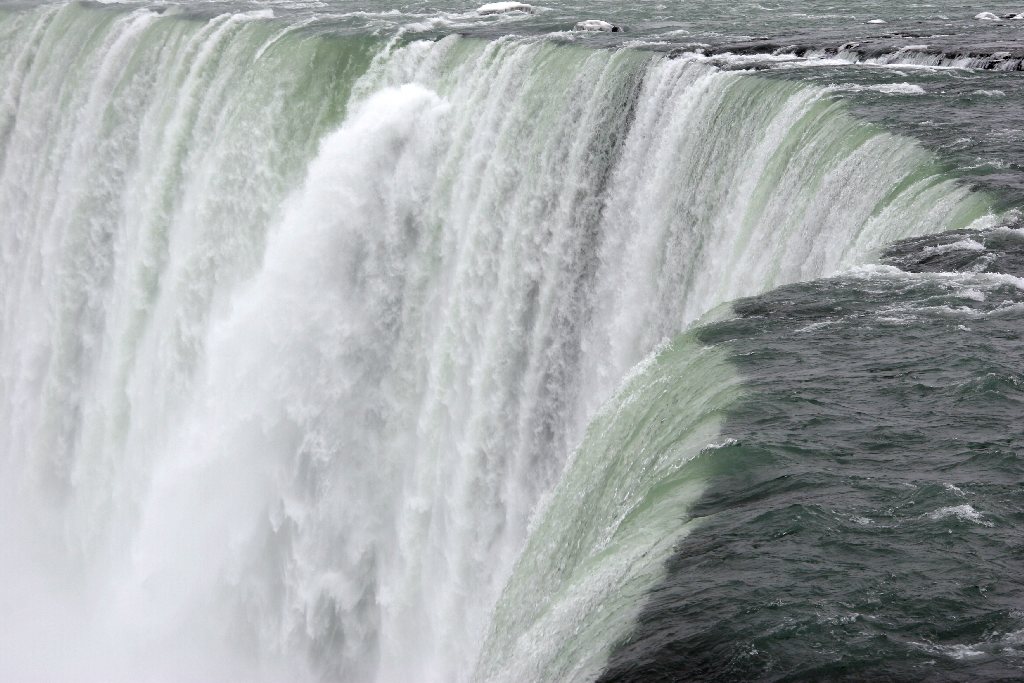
{"left": 477, "top": 2, "right": 533, "bottom": 15}
{"left": 700, "top": 437, "right": 739, "bottom": 452}
{"left": 959, "top": 288, "right": 986, "bottom": 302}
{"left": 574, "top": 19, "right": 619, "bottom": 32}
{"left": 913, "top": 641, "right": 987, "bottom": 659}
{"left": 840, "top": 82, "right": 927, "bottom": 95}
{"left": 920, "top": 238, "right": 986, "bottom": 255}
{"left": 849, "top": 265, "right": 1024, "bottom": 294}
{"left": 926, "top": 504, "right": 993, "bottom": 526}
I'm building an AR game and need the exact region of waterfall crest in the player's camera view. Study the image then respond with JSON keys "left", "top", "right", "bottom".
{"left": 0, "top": 5, "right": 1000, "bottom": 681}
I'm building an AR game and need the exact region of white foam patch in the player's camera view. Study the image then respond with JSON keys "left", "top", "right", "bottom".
{"left": 921, "top": 238, "right": 986, "bottom": 255}
{"left": 913, "top": 641, "right": 987, "bottom": 659}
{"left": 709, "top": 52, "right": 810, "bottom": 67}
{"left": 960, "top": 288, "right": 986, "bottom": 302}
{"left": 620, "top": 40, "right": 672, "bottom": 49}
{"left": 476, "top": 1, "right": 533, "bottom": 15}
{"left": 912, "top": 625, "right": 1024, "bottom": 661}
{"left": 835, "top": 82, "right": 926, "bottom": 95}
{"left": 701, "top": 437, "right": 739, "bottom": 452}
{"left": 876, "top": 313, "right": 917, "bottom": 324}
{"left": 849, "top": 265, "right": 1024, "bottom": 295}
{"left": 994, "top": 225, "right": 1024, "bottom": 238}
{"left": 574, "top": 19, "right": 617, "bottom": 32}
{"left": 794, "top": 320, "right": 837, "bottom": 333}
{"left": 915, "top": 304, "right": 981, "bottom": 317}
{"left": 926, "top": 504, "right": 993, "bottom": 526}
{"left": 872, "top": 83, "right": 926, "bottom": 95}
{"left": 402, "top": 16, "right": 459, "bottom": 31}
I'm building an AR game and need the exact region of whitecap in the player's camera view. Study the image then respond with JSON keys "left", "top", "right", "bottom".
{"left": 477, "top": 2, "right": 533, "bottom": 15}
{"left": 700, "top": 437, "right": 738, "bottom": 453}
{"left": 959, "top": 288, "right": 986, "bottom": 302}
{"left": 574, "top": 19, "right": 619, "bottom": 32}
{"left": 869, "top": 82, "right": 926, "bottom": 95}
{"left": 913, "top": 641, "right": 987, "bottom": 659}
{"left": 926, "top": 504, "right": 993, "bottom": 526}
{"left": 920, "top": 238, "right": 986, "bottom": 256}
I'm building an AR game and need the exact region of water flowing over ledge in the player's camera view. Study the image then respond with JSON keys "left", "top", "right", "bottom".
{"left": 0, "top": 3, "right": 1005, "bottom": 681}
{"left": 685, "top": 44, "right": 1024, "bottom": 72}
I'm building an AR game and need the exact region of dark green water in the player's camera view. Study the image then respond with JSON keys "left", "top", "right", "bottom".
{"left": 600, "top": 226, "right": 1024, "bottom": 681}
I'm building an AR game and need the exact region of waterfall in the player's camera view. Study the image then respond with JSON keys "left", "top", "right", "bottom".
{"left": 0, "top": 4, "right": 1000, "bottom": 681}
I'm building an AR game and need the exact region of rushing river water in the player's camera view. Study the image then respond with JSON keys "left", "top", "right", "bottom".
{"left": 0, "top": 1, "right": 1022, "bottom": 681}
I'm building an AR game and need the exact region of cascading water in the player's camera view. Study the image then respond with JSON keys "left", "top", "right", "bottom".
{"left": 0, "top": 4, "right": 1004, "bottom": 681}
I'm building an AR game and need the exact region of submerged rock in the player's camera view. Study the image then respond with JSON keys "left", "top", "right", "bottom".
{"left": 574, "top": 19, "right": 621, "bottom": 32}
{"left": 477, "top": 1, "right": 533, "bottom": 15}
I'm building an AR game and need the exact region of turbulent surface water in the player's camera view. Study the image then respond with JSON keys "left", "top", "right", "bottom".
{"left": 602, "top": 229, "right": 1024, "bottom": 681}
{"left": 0, "top": 1, "right": 1021, "bottom": 682}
